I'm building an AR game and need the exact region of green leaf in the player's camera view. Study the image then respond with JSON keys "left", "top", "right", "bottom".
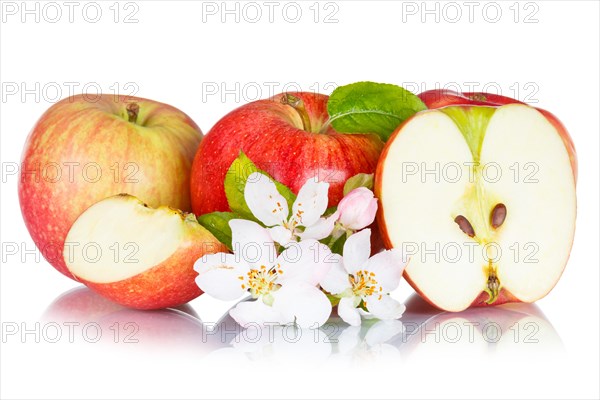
{"left": 197, "top": 212, "right": 238, "bottom": 251}
{"left": 327, "top": 81, "right": 427, "bottom": 141}
{"left": 323, "top": 206, "right": 338, "bottom": 217}
{"left": 329, "top": 233, "right": 348, "bottom": 256}
{"left": 224, "top": 151, "right": 296, "bottom": 222}
{"left": 343, "top": 173, "right": 374, "bottom": 196}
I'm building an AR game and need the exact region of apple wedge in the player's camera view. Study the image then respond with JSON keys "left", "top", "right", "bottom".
{"left": 376, "top": 104, "right": 577, "bottom": 312}
{"left": 63, "top": 194, "right": 227, "bottom": 310}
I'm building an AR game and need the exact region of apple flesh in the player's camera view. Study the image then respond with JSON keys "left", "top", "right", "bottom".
{"left": 19, "top": 94, "right": 202, "bottom": 279}
{"left": 419, "top": 89, "right": 577, "bottom": 179}
{"left": 190, "top": 92, "right": 384, "bottom": 215}
{"left": 376, "top": 103, "right": 577, "bottom": 312}
{"left": 63, "top": 194, "right": 227, "bottom": 310}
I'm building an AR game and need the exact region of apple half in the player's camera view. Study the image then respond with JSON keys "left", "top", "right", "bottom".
{"left": 63, "top": 194, "right": 227, "bottom": 310}
{"left": 376, "top": 104, "right": 577, "bottom": 312}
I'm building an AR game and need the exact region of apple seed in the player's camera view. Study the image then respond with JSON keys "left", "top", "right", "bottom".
{"left": 491, "top": 203, "right": 507, "bottom": 229}
{"left": 454, "top": 215, "right": 475, "bottom": 237}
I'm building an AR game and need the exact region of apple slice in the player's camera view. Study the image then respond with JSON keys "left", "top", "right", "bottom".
{"left": 376, "top": 104, "right": 577, "bottom": 312}
{"left": 63, "top": 194, "right": 227, "bottom": 310}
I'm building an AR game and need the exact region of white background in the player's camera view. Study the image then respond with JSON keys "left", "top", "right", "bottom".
{"left": 1, "top": 1, "right": 599, "bottom": 399}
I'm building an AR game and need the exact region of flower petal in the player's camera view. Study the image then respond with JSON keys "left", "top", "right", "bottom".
{"left": 244, "top": 172, "right": 289, "bottom": 227}
{"left": 292, "top": 177, "right": 329, "bottom": 227}
{"left": 229, "top": 299, "right": 284, "bottom": 327}
{"left": 268, "top": 225, "right": 295, "bottom": 247}
{"left": 338, "top": 296, "right": 361, "bottom": 326}
{"left": 230, "top": 219, "right": 277, "bottom": 270}
{"left": 194, "top": 253, "right": 249, "bottom": 301}
{"left": 297, "top": 211, "right": 339, "bottom": 241}
{"left": 273, "top": 283, "right": 332, "bottom": 328}
{"left": 319, "top": 254, "right": 350, "bottom": 295}
{"left": 364, "top": 294, "right": 406, "bottom": 321}
{"left": 366, "top": 248, "right": 407, "bottom": 292}
{"left": 277, "top": 240, "right": 335, "bottom": 286}
{"left": 337, "top": 187, "right": 378, "bottom": 230}
{"left": 342, "top": 229, "right": 372, "bottom": 274}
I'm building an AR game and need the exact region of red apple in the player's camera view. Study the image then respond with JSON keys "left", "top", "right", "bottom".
{"left": 19, "top": 94, "right": 202, "bottom": 279}
{"left": 190, "top": 92, "right": 384, "bottom": 215}
{"left": 376, "top": 93, "right": 577, "bottom": 311}
{"left": 63, "top": 194, "right": 228, "bottom": 310}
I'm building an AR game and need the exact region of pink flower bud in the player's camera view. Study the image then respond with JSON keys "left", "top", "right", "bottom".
{"left": 337, "top": 187, "right": 378, "bottom": 230}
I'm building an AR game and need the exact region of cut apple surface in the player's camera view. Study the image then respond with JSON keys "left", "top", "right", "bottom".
{"left": 376, "top": 104, "right": 577, "bottom": 312}
{"left": 64, "top": 194, "right": 227, "bottom": 310}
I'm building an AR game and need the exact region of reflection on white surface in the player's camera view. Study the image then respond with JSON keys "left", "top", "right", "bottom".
{"left": 169, "top": 312, "right": 407, "bottom": 365}
{"left": 40, "top": 288, "right": 563, "bottom": 364}
{"left": 41, "top": 286, "right": 218, "bottom": 357}
{"left": 396, "top": 294, "right": 564, "bottom": 358}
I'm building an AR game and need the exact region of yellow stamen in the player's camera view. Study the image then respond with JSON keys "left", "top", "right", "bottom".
{"left": 350, "top": 270, "right": 381, "bottom": 298}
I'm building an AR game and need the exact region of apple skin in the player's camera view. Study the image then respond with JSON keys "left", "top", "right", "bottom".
{"left": 417, "top": 89, "right": 525, "bottom": 108}
{"left": 190, "top": 92, "right": 384, "bottom": 215}
{"left": 19, "top": 94, "right": 202, "bottom": 280}
{"left": 376, "top": 90, "right": 578, "bottom": 310}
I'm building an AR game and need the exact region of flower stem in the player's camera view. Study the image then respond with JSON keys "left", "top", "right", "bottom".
{"left": 327, "top": 224, "right": 352, "bottom": 251}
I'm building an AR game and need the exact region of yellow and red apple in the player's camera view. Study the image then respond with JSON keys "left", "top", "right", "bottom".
{"left": 19, "top": 94, "right": 202, "bottom": 279}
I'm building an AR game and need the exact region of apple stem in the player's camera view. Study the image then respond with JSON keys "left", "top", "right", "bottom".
{"left": 126, "top": 103, "right": 140, "bottom": 124}
{"left": 282, "top": 94, "right": 312, "bottom": 132}
{"left": 329, "top": 225, "right": 343, "bottom": 242}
